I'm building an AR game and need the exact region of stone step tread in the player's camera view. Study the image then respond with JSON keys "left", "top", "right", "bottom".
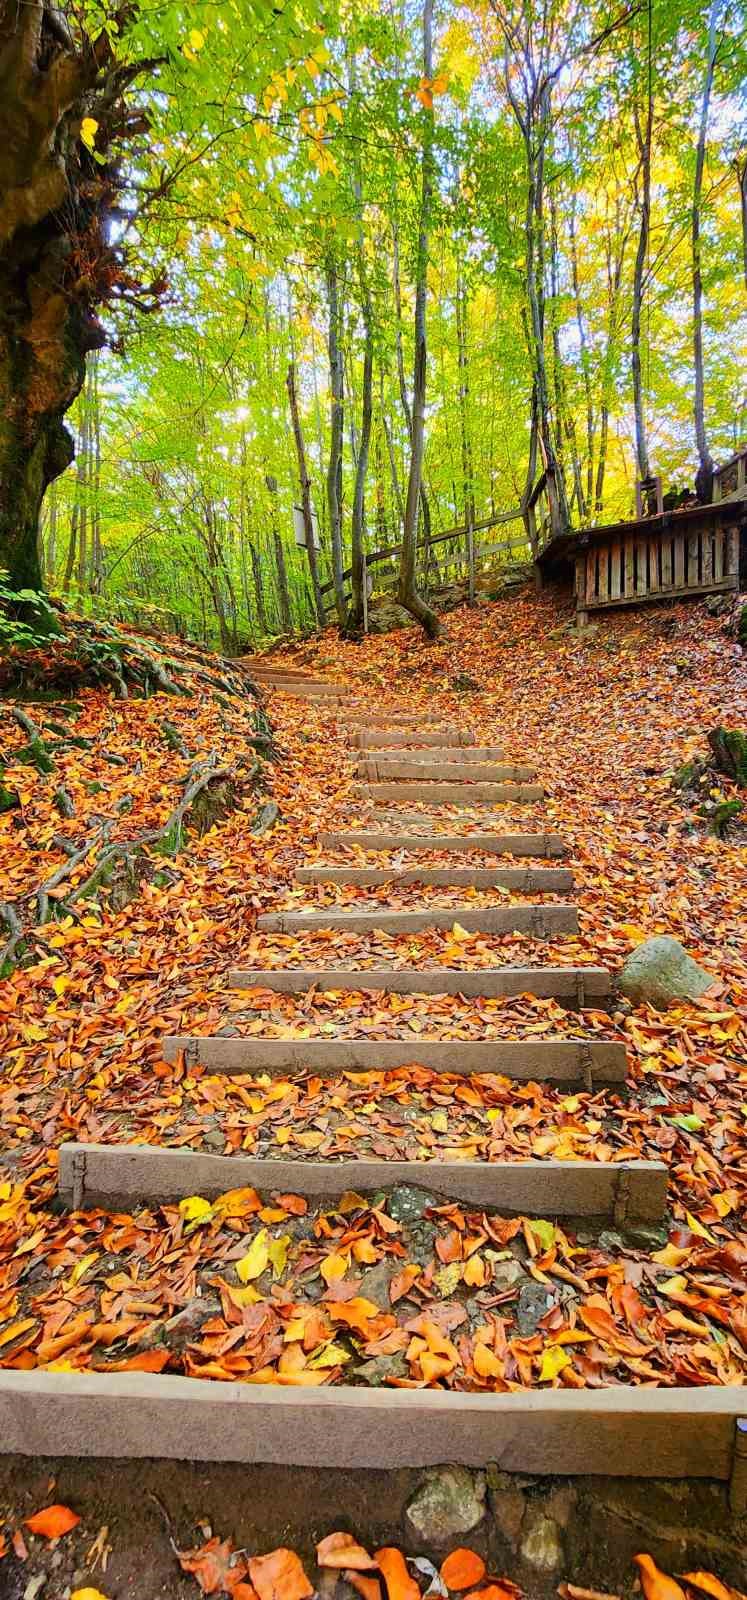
{"left": 57, "top": 1142, "right": 666, "bottom": 1222}
{"left": 353, "top": 746, "right": 507, "bottom": 763}
{"left": 162, "top": 1034, "right": 627, "bottom": 1083}
{"left": 0, "top": 1371, "right": 739, "bottom": 1473}
{"left": 256, "top": 904, "right": 579, "bottom": 935}
{"left": 350, "top": 730, "right": 477, "bottom": 748}
{"left": 356, "top": 763, "right": 536, "bottom": 783}
{"left": 319, "top": 830, "right": 567, "bottom": 855}
{"left": 294, "top": 865, "right": 574, "bottom": 890}
{"left": 228, "top": 966, "right": 612, "bottom": 1000}
{"left": 356, "top": 782, "right": 545, "bottom": 803}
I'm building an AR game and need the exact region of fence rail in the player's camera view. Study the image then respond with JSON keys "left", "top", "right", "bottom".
{"left": 320, "top": 507, "right": 530, "bottom": 612}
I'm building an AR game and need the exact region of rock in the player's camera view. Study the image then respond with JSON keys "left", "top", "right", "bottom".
{"left": 619, "top": 936, "right": 713, "bottom": 1010}
{"left": 489, "top": 1258, "right": 525, "bottom": 1294}
{"left": 520, "top": 1512, "right": 564, "bottom": 1573}
{"left": 203, "top": 1129, "right": 226, "bottom": 1150}
{"left": 165, "top": 1295, "right": 221, "bottom": 1339}
{"left": 515, "top": 1279, "right": 555, "bottom": 1336}
{"left": 708, "top": 726, "right": 747, "bottom": 787}
{"left": 451, "top": 672, "right": 482, "bottom": 692}
{"left": 367, "top": 601, "right": 414, "bottom": 634}
{"left": 387, "top": 1184, "right": 436, "bottom": 1223}
{"left": 354, "top": 1352, "right": 409, "bottom": 1386}
{"left": 737, "top": 603, "right": 747, "bottom": 645}
{"left": 405, "top": 1466, "right": 486, "bottom": 1546}
{"left": 358, "top": 1260, "right": 398, "bottom": 1310}
{"left": 488, "top": 1473, "right": 526, "bottom": 1548}
{"left": 546, "top": 1484, "right": 577, "bottom": 1529}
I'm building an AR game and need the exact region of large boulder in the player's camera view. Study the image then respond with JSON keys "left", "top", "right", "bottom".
{"left": 619, "top": 936, "right": 713, "bottom": 1009}
{"left": 367, "top": 600, "right": 414, "bottom": 634}
{"left": 405, "top": 1465, "right": 486, "bottom": 1546}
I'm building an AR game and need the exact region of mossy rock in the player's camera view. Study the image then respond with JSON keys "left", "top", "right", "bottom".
{"left": 703, "top": 798, "right": 743, "bottom": 838}
{"left": 708, "top": 726, "right": 747, "bottom": 787}
{"left": 186, "top": 775, "right": 239, "bottom": 836}
{"left": 0, "top": 769, "right": 20, "bottom": 813}
{"left": 671, "top": 757, "right": 707, "bottom": 793}
{"left": 737, "top": 603, "right": 747, "bottom": 645}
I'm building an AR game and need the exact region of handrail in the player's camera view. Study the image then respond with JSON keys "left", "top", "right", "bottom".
{"left": 318, "top": 507, "right": 524, "bottom": 597}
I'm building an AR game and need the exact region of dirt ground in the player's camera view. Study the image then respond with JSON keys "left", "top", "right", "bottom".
{"left": 0, "top": 1458, "right": 744, "bottom": 1600}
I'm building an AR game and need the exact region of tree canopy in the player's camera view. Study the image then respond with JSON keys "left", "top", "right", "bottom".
{"left": 2, "top": 0, "right": 745, "bottom": 642}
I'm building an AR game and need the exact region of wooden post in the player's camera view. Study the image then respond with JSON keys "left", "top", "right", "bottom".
{"left": 286, "top": 361, "right": 326, "bottom": 629}
{"left": 575, "top": 556, "right": 589, "bottom": 628}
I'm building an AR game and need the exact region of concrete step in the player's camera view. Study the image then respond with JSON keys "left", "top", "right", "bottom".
{"left": 229, "top": 965, "right": 612, "bottom": 1003}
{"left": 294, "top": 864, "right": 574, "bottom": 891}
{"left": 356, "top": 781, "right": 544, "bottom": 804}
{"left": 356, "top": 761, "right": 536, "bottom": 783}
{"left": 256, "top": 903, "right": 578, "bottom": 935}
{"left": 353, "top": 746, "right": 507, "bottom": 763}
{"left": 350, "top": 729, "right": 477, "bottom": 748}
{"left": 319, "top": 828, "right": 566, "bottom": 855}
{"left": 58, "top": 1141, "right": 666, "bottom": 1222}
{"left": 345, "top": 712, "right": 455, "bottom": 728}
{"left": 0, "top": 1371, "right": 739, "bottom": 1475}
{"left": 263, "top": 682, "right": 348, "bottom": 699}
{"left": 162, "top": 1034, "right": 626, "bottom": 1083}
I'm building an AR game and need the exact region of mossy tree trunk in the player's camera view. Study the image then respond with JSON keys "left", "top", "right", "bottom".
{"left": 0, "top": 0, "right": 162, "bottom": 597}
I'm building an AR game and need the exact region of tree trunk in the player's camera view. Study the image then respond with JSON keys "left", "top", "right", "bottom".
{"left": 692, "top": 0, "right": 722, "bottom": 503}
{"left": 325, "top": 261, "right": 346, "bottom": 624}
{"left": 396, "top": 0, "right": 440, "bottom": 639}
{"left": 455, "top": 266, "right": 476, "bottom": 601}
{"left": 249, "top": 540, "right": 268, "bottom": 636}
{"left": 736, "top": 155, "right": 747, "bottom": 294}
{"left": 632, "top": 93, "right": 653, "bottom": 482}
{"left": 347, "top": 318, "right": 373, "bottom": 633}
{"left": 266, "top": 472, "right": 292, "bottom": 634}
{"left": 286, "top": 360, "right": 325, "bottom": 629}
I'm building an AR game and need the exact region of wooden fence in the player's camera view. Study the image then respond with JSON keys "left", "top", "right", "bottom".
{"left": 577, "top": 517, "right": 740, "bottom": 621}
{"left": 320, "top": 507, "right": 529, "bottom": 613}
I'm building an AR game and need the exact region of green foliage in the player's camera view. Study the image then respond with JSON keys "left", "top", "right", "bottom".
{"left": 0, "top": 570, "right": 60, "bottom": 649}
{"left": 33, "top": 0, "right": 747, "bottom": 647}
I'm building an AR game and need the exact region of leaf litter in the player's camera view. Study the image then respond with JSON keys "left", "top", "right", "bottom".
{"left": 0, "top": 593, "right": 744, "bottom": 1398}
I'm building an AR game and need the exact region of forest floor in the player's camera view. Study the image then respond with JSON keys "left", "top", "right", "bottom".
{"left": 0, "top": 588, "right": 745, "bottom": 1599}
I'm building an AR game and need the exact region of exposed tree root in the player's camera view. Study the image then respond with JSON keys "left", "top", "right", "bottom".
{"left": 0, "top": 610, "right": 261, "bottom": 704}
{"left": 0, "top": 753, "right": 271, "bottom": 973}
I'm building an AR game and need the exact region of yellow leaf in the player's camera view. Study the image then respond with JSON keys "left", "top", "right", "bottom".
{"left": 65, "top": 1252, "right": 98, "bottom": 1289}
{"left": 659, "top": 1275, "right": 689, "bottom": 1297}
{"left": 538, "top": 1345, "right": 571, "bottom": 1382}
{"left": 268, "top": 1234, "right": 291, "bottom": 1278}
{"left": 80, "top": 117, "right": 98, "bottom": 152}
{"left": 72, "top": 1590, "right": 111, "bottom": 1600}
{"left": 463, "top": 1253, "right": 485, "bottom": 1287}
{"left": 237, "top": 1228, "right": 269, "bottom": 1282}
{"left": 473, "top": 1341, "right": 502, "bottom": 1378}
{"left": 52, "top": 975, "right": 71, "bottom": 998}
{"left": 684, "top": 1211, "right": 717, "bottom": 1243}
{"left": 651, "top": 1244, "right": 690, "bottom": 1268}
{"left": 431, "top": 1111, "right": 448, "bottom": 1133}
{"left": 711, "top": 1190, "right": 738, "bottom": 1218}
{"left": 188, "top": 27, "right": 205, "bottom": 49}
{"left": 320, "top": 1251, "right": 349, "bottom": 1286}
{"left": 450, "top": 922, "right": 472, "bottom": 941}
{"left": 229, "top": 1283, "right": 263, "bottom": 1306}
{"left": 306, "top": 1340, "right": 350, "bottom": 1368}
{"left": 178, "top": 1195, "right": 213, "bottom": 1225}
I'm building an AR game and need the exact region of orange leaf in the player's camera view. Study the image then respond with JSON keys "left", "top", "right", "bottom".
{"left": 376, "top": 1548, "right": 420, "bottom": 1600}
{"left": 248, "top": 1548, "right": 314, "bottom": 1600}
{"left": 177, "top": 1535, "right": 250, "bottom": 1595}
{"left": 346, "top": 1573, "right": 383, "bottom": 1600}
{"left": 464, "top": 1588, "right": 518, "bottom": 1600}
{"left": 25, "top": 1505, "right": 81, "bottom": 1540}
{"left": 681, "top": 1576, "right": 744, "bottom": 1600}
{"left": 633, "top": 1556, "right": 687, "bottom": 1600}
{"left": 316, "top": 1532, "right": 378, "bottom": 1571}
{"left": 440, "top": 1551, "right": 486, "bottom": 1591}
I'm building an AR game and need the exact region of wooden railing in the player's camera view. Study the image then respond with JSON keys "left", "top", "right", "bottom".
{"left": 320, "top": 506, "right": 529, "bottom": 612}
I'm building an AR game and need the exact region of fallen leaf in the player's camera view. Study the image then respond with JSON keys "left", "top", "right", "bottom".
{"left": 439, "top": 1551, "right": 486, "bottom": 1591}
{"left": 25, "top": 1505, "right": 81, "bottom": 1540}
{"left": 316, "top": 1532, "right": 378, "bottom": 1571}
